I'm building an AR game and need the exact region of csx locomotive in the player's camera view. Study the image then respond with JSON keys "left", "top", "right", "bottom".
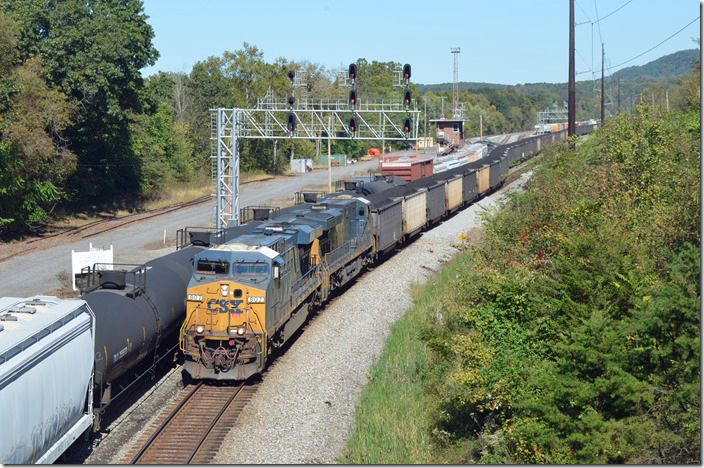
{"left": 180, "top": 196, "right": 374, "bottom": 379}
{"left": 179, "top": 125, "right": 597, "bottom": 380}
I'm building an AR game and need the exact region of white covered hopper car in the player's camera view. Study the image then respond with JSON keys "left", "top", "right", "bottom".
{"left": 0, "top": 296, "right": 95, "bottom": 464}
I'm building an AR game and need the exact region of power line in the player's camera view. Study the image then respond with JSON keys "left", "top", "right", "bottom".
{"left": 575, "top": 0, "right": 592, "bottom": 23}
{"left": 593, "top": 0, "right": 603, "bottom": 46}
{"left": 594, "top": 0, "right": 632, "bottom": 24}
{"left": 576, "top": 49, "right": 591, "bottom": 69}
{"left": 609, "top": 16, "right": 700, "bottom": 71}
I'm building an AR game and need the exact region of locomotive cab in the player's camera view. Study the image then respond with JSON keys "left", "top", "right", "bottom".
{"left": 181, "top": 244, "right": 280, "bottom": 380}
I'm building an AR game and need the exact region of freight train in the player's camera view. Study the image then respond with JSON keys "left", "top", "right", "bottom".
{"left": 0, "top": 125, "right": 595, "bottom": 463}
{"left": 179, "top": 125, "right": 596, "bottom": 380}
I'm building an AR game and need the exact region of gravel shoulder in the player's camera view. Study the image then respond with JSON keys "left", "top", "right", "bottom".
{"left": 211, "top": 171, "right": 534, "bottom": 464}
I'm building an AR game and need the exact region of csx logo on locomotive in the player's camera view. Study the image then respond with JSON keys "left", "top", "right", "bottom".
{"left": 207, "top": 298, "right": 243, "bottom": 314}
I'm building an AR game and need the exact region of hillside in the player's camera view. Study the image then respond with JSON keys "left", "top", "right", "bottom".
{"left": 612, "top": 48, "right": 699, "bottom": 80}
{"left": 415, "top": 48, "right": 699, "bottom": 124}
{"left": 417, "top": 49, "right": 699, "bottom": 94}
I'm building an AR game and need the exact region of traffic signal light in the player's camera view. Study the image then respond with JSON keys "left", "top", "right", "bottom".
{"left": 403, "top": 90, "right": 412, "bottom": 106}
{"left": 288, "top": 96, "right": 295, "bottom": 106}
{"left": 288, "top": 70, "right": 295, "bottom": 82}
{"left": 287, "top": 113, "right": 296, "bottom": 133}
{"left": 349, "top": 117, "right": 357, "bottom": 134}
{"left": 349, "top": 90, "right": 357, "bottom": 107}
{"left": 348, "top": 63, "right": 357, "bottom": 80}
{"left": 403, "top": 118, "right": 411, "bottom": 134}
{"left": 403, "top": 64, "right": 411, "bottom": 80}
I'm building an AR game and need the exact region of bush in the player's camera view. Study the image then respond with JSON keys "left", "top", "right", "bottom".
{"left": 425, "top": 102, "right": 700, "bottom": 463}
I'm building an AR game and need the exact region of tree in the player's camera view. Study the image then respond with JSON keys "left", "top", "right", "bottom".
{"left": 2, "top": 0, "right": 159, "bottom": 202}
{"left": 0, "top": 13, "right": 76, "bottom": 230}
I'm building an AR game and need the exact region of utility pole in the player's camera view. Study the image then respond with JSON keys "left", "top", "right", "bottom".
{"left": 666, "top": 90, "right": 669, "bottom": 112}
{"left": 617, "top": 76, "right": 621, "bottom": 114}
{"left": 327, "top": 114, "right": 332, "bottom": 193}
{"left": 424, "top": 97, "right": 428, "bottom": 154}
{"left": 568, "top": 0, "right": 576, "bottom": 144}
{"left": 601, "top": 43, "right": 605, "bottom": 125}
{"left": 479, "top": 114, "right": 483, "bottom": 139}
{"left": 440, "top": 96, "right": 447, "bottom": 118}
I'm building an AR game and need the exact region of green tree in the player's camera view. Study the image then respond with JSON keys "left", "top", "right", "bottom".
{"left": 2, "top": 0, "right": 159, "bottom": 202}
{"left": 0, "top": 48, "right": 76, "bottom": 229}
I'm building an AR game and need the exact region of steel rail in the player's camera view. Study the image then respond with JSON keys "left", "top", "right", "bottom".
{"left": 185, "top": 381, "right": 246, "bottom": 464}
{"left": 129, "top": 381, "right": 204, "bottom": 464}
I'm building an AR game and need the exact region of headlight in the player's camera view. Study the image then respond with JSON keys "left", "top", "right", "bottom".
{"left": 237, "top": 326, "right": 246, "bottom": 336}
{"left": 195, "top": 325, "right": 204, "bottom": 334}
{"left": 220, "top": 284, "right": 229, "bottom": 297}
{"left": 228, "top": 326, "right": 247, "bottom": 336}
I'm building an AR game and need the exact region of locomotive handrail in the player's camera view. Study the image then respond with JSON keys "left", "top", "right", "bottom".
{"left": 176, "top": 226, "right": 224, "bottom": 250}
{"left": 79, "top": 263, "right": 146, "bottom": 296}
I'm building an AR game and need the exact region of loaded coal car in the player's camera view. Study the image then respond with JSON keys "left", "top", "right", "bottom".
{"left": 380, "top": 185, "right": 428, "bottom": 239}
{"left": 406, "top": 176, "right": 446, "bottom": 227}
{"left": 180, "top": 196, "right": 374, "bottom": 381}
{"left": 429, "top": 170, "right": 464, "bottom": 214}
{"left": 0, "top": 296, "right": 95, "bottom": 464}
{"left": 364, "top": 191, "right": 403, "bottom": 257}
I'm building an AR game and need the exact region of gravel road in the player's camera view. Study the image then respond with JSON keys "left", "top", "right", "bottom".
{"left": 0, "top": 155, "right": 405, "bottom": 297}
{"left": 209, "top": 171, "right": 534, "bottom": 464}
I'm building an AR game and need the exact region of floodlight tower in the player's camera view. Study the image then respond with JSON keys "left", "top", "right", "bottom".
{"left": 451, "top": 47, "right": 461, "bottom": 118}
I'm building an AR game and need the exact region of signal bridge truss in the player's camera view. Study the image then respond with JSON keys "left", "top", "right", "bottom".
{"left": 211, "top": 100, "right": 421, "bottom": 230}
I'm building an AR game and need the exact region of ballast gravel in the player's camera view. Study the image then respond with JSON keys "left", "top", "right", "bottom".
{"left": 212, "top": 171, "right": 534, "bottom": 464}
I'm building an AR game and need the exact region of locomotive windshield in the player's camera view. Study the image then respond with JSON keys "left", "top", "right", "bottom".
{"left": 196, "top": 259, "right": 229, "bottom": 275}
{"left": 233, "top": 262, "right": 269, "bottom": 276}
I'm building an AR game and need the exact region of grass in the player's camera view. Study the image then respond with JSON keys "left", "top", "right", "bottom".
{"left": 37, "top": 170, "right": 277, "bottom": 231}
{"left": 340, "top": 258, "right": 470, "bottom": 464}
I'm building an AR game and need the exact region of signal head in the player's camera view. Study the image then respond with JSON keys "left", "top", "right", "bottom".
{"left": 287, "top": 113, "right": 296, "bottom": 133}
{"left": 403, "top": 117, "right": 411, "bottom": 134}
{"left": 288, "top": 96, "right": 295, "bottom": 106}
{"left": 349, "top": 117, "right": 357, "bottom": 134}
{"left": 403, "top": 64, "right": 411, "bottom": 80}
{"left": 349, "top": 90, "right": 357, "bottom": 106}
{"left": 288, "top": 70, "right": 295, "bottom": 81}
{"left": 403, "top": 90, "right": 412, "bottom": 106}
{"left": 348, "top": 63, "right": 357, "bottom": 80}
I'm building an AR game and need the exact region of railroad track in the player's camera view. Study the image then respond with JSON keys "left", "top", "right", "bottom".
{"left": 0, "top": 196, "right": 211, "bottom": 263}
{"left": 124, "top": 380, "right": 258, "bottom": 464}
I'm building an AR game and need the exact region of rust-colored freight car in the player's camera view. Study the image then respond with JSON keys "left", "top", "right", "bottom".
{"left": 380, "top": 157, "right": 434, "bottom": 182}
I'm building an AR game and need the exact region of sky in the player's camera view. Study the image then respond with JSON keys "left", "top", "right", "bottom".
{"left": 140, "top": 0, "right": 701, "bottom": 85}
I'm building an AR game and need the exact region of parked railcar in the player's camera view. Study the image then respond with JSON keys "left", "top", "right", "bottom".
{"left": 0, "top": 296, "right": 95, "bottom": 464}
